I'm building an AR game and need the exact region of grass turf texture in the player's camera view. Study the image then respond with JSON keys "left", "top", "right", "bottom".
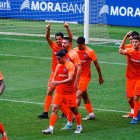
{"left": 0, "top": 25, "right": 140, "bottom": 139}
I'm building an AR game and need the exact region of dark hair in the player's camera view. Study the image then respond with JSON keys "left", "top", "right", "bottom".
{"left": 133, "top": 35, "right": 140, "bottom": 41}
{"left": 63, "top": 37, "right": 72, "bottom": 43}
{"left": 131, "top": 31, "right": 139, "bottom": 37}
{"left": 76, "top": 37, "right": 85, "bottom": 45}
{"left": 55, "top": 32, "right": 64, "bottom": 38}
{"left": 56, "top": 49, "right": 68, "bottom": 57}
{"left": 128, "top": 31, "right": 139, "bottom": 37}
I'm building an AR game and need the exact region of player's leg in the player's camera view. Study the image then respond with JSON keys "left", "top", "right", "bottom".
{"left": 0, "top": 122, "right": 8, "bottom": 140}
{"left": 131, "top": 80, "right": 140, "bottom": 124}
{"left": 122, "top": 79, "right": 134, "bottom": 118}
{"left": 42, "top": 93, "right": 62, "bottom": 134}
{"left": 38, "top": 87, "right": 55, "bottom": 119}
{"left": 62, "top": 94, "right": 82, "bottom": 133}
{"left": 70, "top": 107, "right": 82, "bottom": 134}
{"left": 82, "top": 91, "right": 96, "bottom": 120}
{"left": 38, "top": 72, "right": 55, "bottom": 119}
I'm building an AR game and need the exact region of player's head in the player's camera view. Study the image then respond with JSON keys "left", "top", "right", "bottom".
{"left": 62, "top": 37, "right": 72, "bottom": 51}
{"left": 76, "top": 37, "right": 85, "bottom": 50}
{"left": 56, "top": 49, "right": 68, "bottom": 64}
{"left": 132, "top": 35, "right": 140, "bottom": 50}
{"left": 55, "top": 32, "right": 64, "bottom": 46}
{"left": 128, "top": 31, "right": 139, "bottom": 44}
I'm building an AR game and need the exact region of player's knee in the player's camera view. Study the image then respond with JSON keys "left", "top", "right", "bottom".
{"left": 52, "top": 105, "right": 59, "bottom": 114}
{"left": 70, "top": 107, "right": 78, "bottom": 115}
{"left": 47, "top": 88, "right": 54, "bottom": 95}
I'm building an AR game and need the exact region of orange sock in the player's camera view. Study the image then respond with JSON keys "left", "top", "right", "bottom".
{"left": 84, "top": 103, "right": 93, "bottom": 113}
{"left": 67, "top": 110, "right": 73, "bottom": 122}
{"left": 60, "top": 103, "right": 69, "bottom": 116}
{"left": 44, "top": 95, "right": 52, "bottom": 112}
{"left": 0, "top": 122, "right": 4, "bottom": 134}
{"left": 49, "top": 113, "right": 58, "bottom": 126}
{"left": 133, "top": 101, "right": 140, "bottom": 118}
{"left": 75, "top": 113, "right": 82, "bottom": 125}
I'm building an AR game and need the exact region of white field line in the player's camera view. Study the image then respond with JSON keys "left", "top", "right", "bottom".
{"left": 0, "top": 98, "right": 128, "bottom": 113}
{"left": 0, "top": 53, "right": 126, "bottom": 65}
{"left": 0, "top": 32, "right": 122, "bottom": 44}
{"left": 0, "top": 53, "right": 51, "bottom": 60}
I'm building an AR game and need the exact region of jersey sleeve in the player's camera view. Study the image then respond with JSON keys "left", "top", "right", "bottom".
{"left": 72, "top": 51, "right": 81, "bottom": 66}
{"left": 88, "top": 49, "right": 97, "bottom": 61}
{"left": 50, "top": 41, "right": 56, "bottom": 49}
{"left": 66, "top": 62, "right": 75, "bottom": 75}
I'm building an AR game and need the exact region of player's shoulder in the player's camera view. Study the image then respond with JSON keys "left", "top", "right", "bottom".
{"left": 125, "top": 48, "right": 134, "bottom": 54}
{"left": 85, "top": 46, "right": 95, "bottom": 53}
{"left": 125, "top": 43, "right": 132, "bottom": 49}
{"left": 65, "top": 60, "right": 74, "bottom": 67}
{"left": 69, "top": 49, "right": 78, "bottom": 56}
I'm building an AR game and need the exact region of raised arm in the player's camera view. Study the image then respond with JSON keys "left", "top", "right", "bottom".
{"left": 93, "top": 59, "right": 104, "bottom": 85}
{"left": 119, "top": 48, "right": 128, "bottom": 55}
{"left": 45, "top": 23, "right": 53, "bottom": 46}
{"left": 119, "top": 31, "right": 132, "bottom": 50}
{"left": 64, "top": 22, "right": 73, "bottom": 41}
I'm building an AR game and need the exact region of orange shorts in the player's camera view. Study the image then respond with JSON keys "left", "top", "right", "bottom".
{"left": 78, "top": 76, "right": 90, "bottom": 92}
{"left": 52, "top": 92, "right": 77, "bottom": 108}
{"left": 134, "top": 80, "right": 140, "bottom": 96}
{"left": 126, "top": 79, "right": 140, "bottom": 97}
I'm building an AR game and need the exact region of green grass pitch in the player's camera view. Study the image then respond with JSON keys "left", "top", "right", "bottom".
{"left": 1, "top": 25, "right": 140, "bottom": 139}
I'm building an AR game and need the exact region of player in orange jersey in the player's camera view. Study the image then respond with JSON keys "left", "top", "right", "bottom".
{"left": 38, "top": 22, "right": 73, "bottom": 119}
{"left": 42, "top": 50, "right": 82, "bottom": 134}
{"left": 120, "top": 31, "right": 139, "bottom": 118}
{"left": 120, "top": 31, "right": 139, "bottom": 50}
{"left": 119, "top": 36, "right": 140, "bottom": 124}
{"left": 0, "top": 72, "right": 8, "bottom": 140}
{"left": 73, "top": 37, "right": 104, "bottom": 120}
{"left": 62, "top": 37, "right": 81, "bottom": 89}
{"left": 58, "top": 37, "right": 82, "bottom": 118}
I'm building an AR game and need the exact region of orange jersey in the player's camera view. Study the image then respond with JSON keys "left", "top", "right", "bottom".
{"left": 66, "top": 50, "right": 81, "bottom": 66}
{"left": 0, "top": 71, "right": 3, "bottom": 80}
{"left": 125, "top": 43, "right": 132, "bottom": 49}
{"left": 55, "top": 61, "right": 75, "bottom": 94}
{"left": 125, "top": 48, "right": 140, "bottom": 79}
{"left": 74, "top": 46, "right": 97, "bottom": 77}
{"left": 50, "top": 41, "right": 62, "bottom": 71}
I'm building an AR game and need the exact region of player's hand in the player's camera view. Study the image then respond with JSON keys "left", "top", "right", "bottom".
{"left": 64, "top": 22, "right": 69, "bottom": 28}
{"left": 99, "top": 77, "right": 104, "bottom": 85}
{"left": 46, "top": 22, "right": 51, "bottom": 30}
{"left": 51, "top": 81, "right": 60, "bottom": 86}
{"left": 126, "top": 31, "right": 132, "bottom": 37}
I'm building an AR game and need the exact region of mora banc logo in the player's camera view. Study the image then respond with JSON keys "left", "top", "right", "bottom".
{"left": 0, "top": 0, "right": 11, "bottom": 10}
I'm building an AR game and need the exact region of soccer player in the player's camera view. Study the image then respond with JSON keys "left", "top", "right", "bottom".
{"left": 119, "top": 35, "right": 140, "bottom": 124}
{"left": 38, "top": 22, "right": 73, "bottom": 119}
{"left": 42, "top": 50, "right": 82, "bottom": 134}
{"left": 120, "top": 31, "right": 139, "bottom": 118}
{"left": 56, "top": 36, "right": 81, "bottom": 119}
{"left": 73, "top": 37, "right": 104, "bottom": 120}
{"left": 0, "top": 72, "right": 8, "bottom": 140}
